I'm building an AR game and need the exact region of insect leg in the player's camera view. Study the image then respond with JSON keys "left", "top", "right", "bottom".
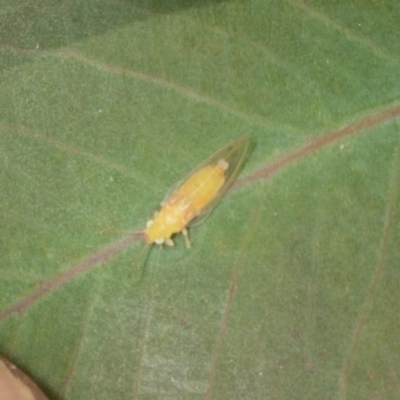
{"left": 182, "top": 228, "right": 191, "bottom": 248}
{"left": 165, "top": 238, "right": 174, "bottom": 246}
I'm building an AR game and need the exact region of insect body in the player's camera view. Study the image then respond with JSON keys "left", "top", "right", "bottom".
{"left": 144, "top": 137, "right": 250, "bottom": 247}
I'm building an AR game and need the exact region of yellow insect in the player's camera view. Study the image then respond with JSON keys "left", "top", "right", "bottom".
{"left": 144, "top": 137, "right": 251, "bottom": 248}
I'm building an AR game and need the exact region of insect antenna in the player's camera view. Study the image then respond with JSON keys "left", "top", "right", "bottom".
{"left": 129, "top": 241, "right": 154, "bottom": 283}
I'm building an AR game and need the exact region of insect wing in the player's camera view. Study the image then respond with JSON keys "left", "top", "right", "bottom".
{"left": 184, "top": 137, "right": 250, "bottom": 227}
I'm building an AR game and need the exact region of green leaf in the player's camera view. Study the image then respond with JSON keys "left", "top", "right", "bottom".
{"left": 1, "top": 1, "right": 400, "bottom": 399}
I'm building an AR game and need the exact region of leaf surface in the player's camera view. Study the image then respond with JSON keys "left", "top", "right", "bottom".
{"left": 1, "top": 1, "right": 400, "bottom": 399}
